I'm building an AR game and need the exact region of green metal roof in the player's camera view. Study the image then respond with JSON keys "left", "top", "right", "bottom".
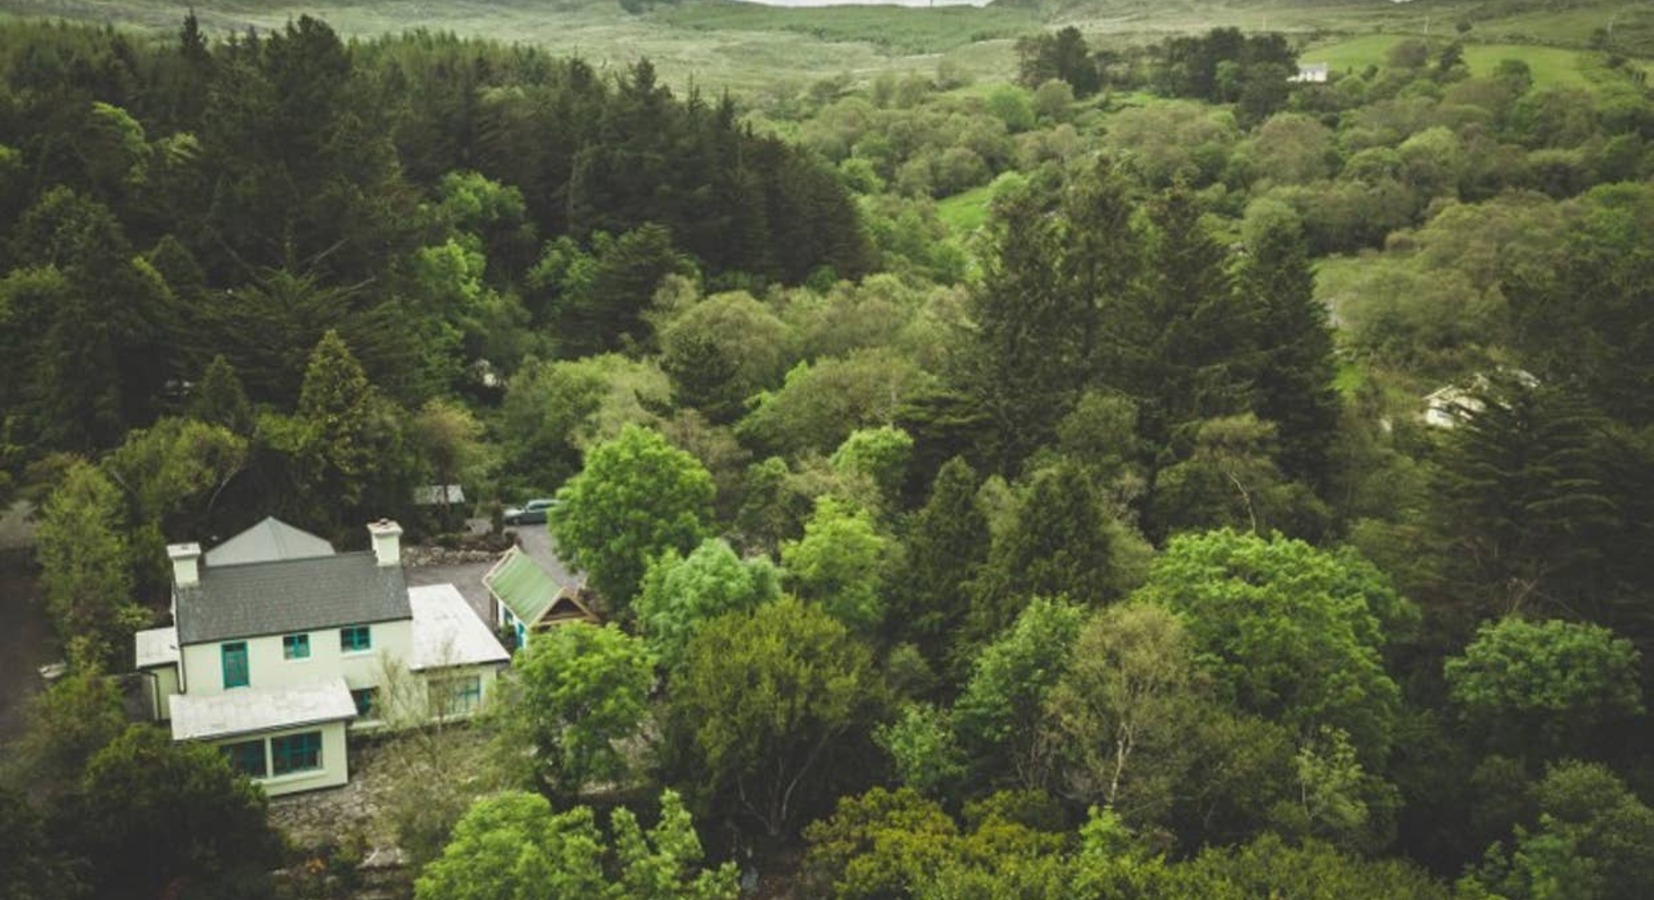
{"left": 484, "top": 547, "right": 561, "bottom": 625}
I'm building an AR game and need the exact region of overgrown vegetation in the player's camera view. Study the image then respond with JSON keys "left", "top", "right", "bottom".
{"left": 2, "top": 3, "right": 1654, "bottom": 898}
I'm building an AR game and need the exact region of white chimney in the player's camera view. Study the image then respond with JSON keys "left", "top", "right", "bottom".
{"left": 168, "top": 543, "right": 202, "bottom": 588}
{"left": 367, "top": 520, "right": 403, "bottom": 568}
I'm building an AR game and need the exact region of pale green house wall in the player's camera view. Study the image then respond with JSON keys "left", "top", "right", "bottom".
{"left": 215, "top": 719, "right": 350, "bottom": 797}
{"left": 150, "top": 665, "right": 179, "bottom": 719}
{"left": 179, "top": 620, "right": 414, "bottom": 697}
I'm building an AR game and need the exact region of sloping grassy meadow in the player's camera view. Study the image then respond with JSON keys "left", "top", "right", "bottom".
{"left": 1, "top": 0, "right": 1646, "bottom": 98}
{"left": 1306, "top": 33, "right": 1640, "bottom": 91}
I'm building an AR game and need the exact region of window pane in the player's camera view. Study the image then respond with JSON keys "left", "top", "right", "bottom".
{"left": 283, "top": 634, "right": 310, "bottom": 660}
{"left": 221, "top": 740, "right": 267, "bottom": 778}
{"left": 271, "top": 731, "right": 322, "bottom": 775}
{"left": 351, "top": 688, "right": 378, "bottom": 718}
{"left": 340, "top": 626, "right": 372, "bottom": 652}
{"left": 436, "top": 675, "right": 483, "bottom": 716}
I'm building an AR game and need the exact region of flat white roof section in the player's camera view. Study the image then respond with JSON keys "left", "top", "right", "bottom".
{"left": 170, "top": 678, "right": 357, "bottom": 741}
{"left": 408, "top": 583, "right": 510, "bottom": 671}
{"left": 134, "top": 626, "right": 181, "bottom": 669}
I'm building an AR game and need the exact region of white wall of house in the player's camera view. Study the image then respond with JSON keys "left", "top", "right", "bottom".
{"left": 149, "top": 664, "right": 179, "bottom": 719}
{"left": 214, "top": 719, "right": 350, "bottom": 797}
{"left": 179, "top": 619, "right": 415, "bottom": 698}
{"left": 417, "top": 663, "right": 502, "bottom": 721}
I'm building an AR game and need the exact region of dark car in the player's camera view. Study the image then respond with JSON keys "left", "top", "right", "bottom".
{"left": 502, "top": 498, "right": 559, "bottom": 525}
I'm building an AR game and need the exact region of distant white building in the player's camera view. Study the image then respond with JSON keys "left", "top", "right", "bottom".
{"left": 1291, "top": 62, "right": 1331, "bottom": 83}
{"left": 134, "top": 518, "right": 508, "bottom": 796}
{"left": 1422, "top": 370, "right": 1540, "bottom": 429}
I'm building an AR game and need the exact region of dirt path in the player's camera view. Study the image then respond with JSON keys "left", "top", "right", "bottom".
{"left": 0, "top": 556, "right": 54, "bottom": 743}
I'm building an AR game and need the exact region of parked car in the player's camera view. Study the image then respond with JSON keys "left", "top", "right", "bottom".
{"left": 503, "top": 498, "right": 559, "bottom": 525}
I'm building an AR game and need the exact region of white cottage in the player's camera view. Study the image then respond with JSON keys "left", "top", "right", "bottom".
{"left": 134, "top": 518, "right": 508, "bottom": 796}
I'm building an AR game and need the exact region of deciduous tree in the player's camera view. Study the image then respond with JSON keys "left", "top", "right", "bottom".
{"left": 670, "top": 599, "right": 883, "bottom": 837}
{"left": 635, "top": 538, "right": 781, "bottom": 673}
{"left": 490, "top": 622, "right": 654, "bottom": 800}
{"left": 1445, "top": 617, "right": 1642, "bottom": 757}
{"left": 781, "top": 497, "right": 893, "bottom": 635}
{"left": 1135, "top": 529, "right": 1411, "bottom": 768}
{"left": 549, "top": 424, "right": 715, "bottom": 611}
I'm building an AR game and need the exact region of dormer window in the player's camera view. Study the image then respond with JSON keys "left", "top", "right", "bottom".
{"left": 282, "top": 634, "right": 311, "bottom": 660}
{"left": 340, "top": 626, "right": 372, "bottom": 653}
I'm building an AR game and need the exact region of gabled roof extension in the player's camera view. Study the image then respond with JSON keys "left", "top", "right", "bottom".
{"left": 204, "top": 516, "right": 335, "bottom": 567}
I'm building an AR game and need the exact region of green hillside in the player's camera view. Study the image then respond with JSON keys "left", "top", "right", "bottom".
{"left": 0, "top": 0, "right": 1647, "bottom": 94}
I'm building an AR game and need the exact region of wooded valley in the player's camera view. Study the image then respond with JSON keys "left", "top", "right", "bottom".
{"left": 2, "top": 3, "right": 1653, "bottom": 897}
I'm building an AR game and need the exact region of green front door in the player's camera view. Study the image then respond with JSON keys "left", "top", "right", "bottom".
{"left": 222, "top": 641, "right": 249, "bottom": 689}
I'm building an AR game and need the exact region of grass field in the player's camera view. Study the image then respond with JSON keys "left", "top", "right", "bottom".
{"left": 0, "top": 0, "right": 1647, "bottom": 98}
{"left": 1305, "top": 35, "right": 1640, "bottom": 91}
{"left": 0, "top": 0, "right": 1009, "bottom": 93}
{"left": 936, "top": 182, "right": 994, "bottom": 235}
{"left": 654, "top": 1, "right": 1038, "bottom": 54}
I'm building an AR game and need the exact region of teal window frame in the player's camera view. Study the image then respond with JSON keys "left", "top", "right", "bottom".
{"left": 340, "top": 626, "right": 372, "bottom": 653}
{"left": 222, "top": 739, "right": 267, "bottom": 778}
{"left": 221, "top": 642, "right": 249, "bottom": 689}
{"left": 350, "top": 687, "right": 378, "bottom": 718}
{"left": 282, "top": 633, "right": 310, "bottom": 660}
{"left": 271, "top": 731, "right": 323, "bottom": 776}
{"left": 437, "top": 675, "right": 483, "bottom": 716}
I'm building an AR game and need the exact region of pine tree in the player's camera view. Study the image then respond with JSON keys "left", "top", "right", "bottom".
{"left": 1062, "top": 158, "right": 1144, "bottom": 391}
{"left": 898, "top": 457, "right": 990, "bottom": 668}
{"left": 1132, "top": 187, "right": 1252, "bottom": 448}
{"left": 1238, "top": 212, "right": 1339, "bottom": 489}
{"left": 295, "top": 330, "right": 378, "bottom": 512}
{"left": 188, "top": 355, "right": 254, "bottom": 434}
{"left": 35, "top": 463, "right": 144, "bottom": 669}
{"left": 1433, "top": 380, "right": 1618, "bottom": 619}
{"left": 962, "top": 189, "right": 1091, "bottom": 474}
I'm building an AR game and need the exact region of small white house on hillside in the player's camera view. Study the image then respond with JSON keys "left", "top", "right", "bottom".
{"left": 134, "top": 517, "right": 508, "bottom": 796}
{"left": 1422, "top": 369, "right": 1540, "bottom": 429}
{"left": 1291, "top": 62, "right": 1330, "bottom": 83}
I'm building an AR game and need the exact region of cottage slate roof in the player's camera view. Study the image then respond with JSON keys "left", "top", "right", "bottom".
{"left": 204, "top": 517, "right": 335, "bottom": 567}
{"left": 171, "top": 678, "right": 357, "bottom": 741}
{"left": 408, "top": 584, "right": 510, "bottom": 671}
{"left": 175, "top": 552, "right": 411, "bottom": 646}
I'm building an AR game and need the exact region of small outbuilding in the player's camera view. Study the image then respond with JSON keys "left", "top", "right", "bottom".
{"left": 483, "top": 546, "right": 598, "bottom": 651}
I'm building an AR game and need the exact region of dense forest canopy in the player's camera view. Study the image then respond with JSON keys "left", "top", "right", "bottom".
{"left": 2, "top": 6, "right": 1654, "bottom": 898}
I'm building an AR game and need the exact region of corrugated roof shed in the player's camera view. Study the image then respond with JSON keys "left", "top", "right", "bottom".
{"left": 171, "top": 678, "right": 357, "bottom": 741}
{"left": 483, "top": 546, "right": 561, "bottom": 625}
{"left": 175, "top": 553, "right": 411, "bottom": 645}
{"left": 205, "top": 517, "right": 335, "bottom": 567}
{"left": 408, "top": 584, "right": 510, "bottom": 671}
